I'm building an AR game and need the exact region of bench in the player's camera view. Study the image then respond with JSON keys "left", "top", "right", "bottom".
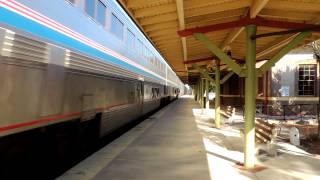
{"left": 240, "top": 119, "right": 278, "bottom": 156}
{"left": 220, "top": 106, "right": 236, "bottom": 124}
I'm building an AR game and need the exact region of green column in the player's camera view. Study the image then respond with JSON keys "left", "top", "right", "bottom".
{"left": 201, "top": 78, "right": 205, "bottom": 109}
{"left": 195, "top": 84, "right": 197, "bottom": 101}
{"left": 199, "top": 79, "right": 202, "bottom": 107}
{"left": 197, "top": 81, "right": 199, "bottom": 102}
{"left": 196, "top": 81, "right": 198, "bottom": 101}
{"left": 205, "top": 78, "right": 209, "bottom": 111}
{"left": 215, "top": 59, "right": 221, "bottom": 128}
{"left": 244, "top": 25, "right": 257, "bottom": 168}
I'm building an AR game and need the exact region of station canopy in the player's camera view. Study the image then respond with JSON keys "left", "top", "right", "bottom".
{"left": 118, "top": 0, "right": 320, "bottom": 84}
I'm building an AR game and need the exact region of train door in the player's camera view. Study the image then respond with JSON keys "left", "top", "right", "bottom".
{"left": 137, "top": 81, "right": 144, "bottom": 115}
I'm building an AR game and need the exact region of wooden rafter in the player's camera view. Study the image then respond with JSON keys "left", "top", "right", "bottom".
{"left": 134, "top": 3, "right": 176, "bottom": 18}
{"left": 250, "top": 0, "right": 270, "bottom": 18}
{"left": 256, "top": 16, "right": 320, "bottom": 58}
{"left": 178, "top": 16, "right": 320, "bottom": 37}
{"left": 176, "top": 0, "right": 187, "bottom": 61}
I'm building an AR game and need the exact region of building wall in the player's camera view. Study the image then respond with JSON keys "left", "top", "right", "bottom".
{"left": 220, "top": 47, "right": 319, "bottom": 116}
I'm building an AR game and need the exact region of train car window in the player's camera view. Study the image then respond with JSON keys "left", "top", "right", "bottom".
{"left": 111, "top": 13, "right": 124, "bottom": 40}
{"left": 149, "top": 50, "right": 153, "bottom": 64}
{"left": 96, "top": 0, "right": 106, "bottom": 26}
{"left": 137, "top": 39, "right": 143, "bottom": 55}
{"left": 127, "top": 29, "right": 135, "bottom": 49}
{"left": 85, "top": 0, "right": 95, "bottom": 18}
{"left": 144, "top": 46, "right": 148, "bottom": 58}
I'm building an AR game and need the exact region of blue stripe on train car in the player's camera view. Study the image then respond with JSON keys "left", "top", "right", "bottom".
{"left": 0, "top": 7, "right": 162, "bottom": 81}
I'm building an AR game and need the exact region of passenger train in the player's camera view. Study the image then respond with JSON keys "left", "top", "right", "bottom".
{"left": 0, "top": 0, "right": 184, "bottom": 177}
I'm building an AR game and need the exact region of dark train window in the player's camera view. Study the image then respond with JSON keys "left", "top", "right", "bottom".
{"left": 96, "top": 0, "right": 106, "bottom": 26}
{"left": 298, "top": 64, "right": 316, "bottom": 96}
{"left": 85, "top": 0, "right": 95, "bottom": 18}
{"left": 137, "top": 39, "right": 143, "bottom": 55}
{"left": 111, "top": 13, "right": 124, "bottom": 40}
{"left": 127, "top": 29, "right": 135, "bottom": 49}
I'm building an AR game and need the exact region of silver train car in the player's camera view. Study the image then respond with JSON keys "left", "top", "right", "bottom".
{"left": 0, "top": 0, "right": 184, "bottom": 177}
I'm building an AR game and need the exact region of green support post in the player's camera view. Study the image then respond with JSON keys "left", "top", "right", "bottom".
{"left": 202, "top": 78, "right": 205, "bottom": 109}
{"left": 244, "top": 25, "right": 257, "bottom": 169}
{"left": 205, "top": 78, "right": 209, "bottom": 111}
{"left": 197, "top": 81, "right": 200, "bottom": 102}
{"left": 194, "top": 83, "right": 198, "bottom": 101}
{"left": 200, "top": 78, "right": 204, "bottom": 109}
{"left": 199, "top": 80, "right": 201, "bottom": 103}
{"left": 215, "top": 59, "right": 221, "bottom": 129}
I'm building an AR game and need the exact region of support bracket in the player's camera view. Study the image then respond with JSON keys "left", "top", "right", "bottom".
{"left": 192, "top": 64, "right": 215, "bottom": 86}
{"left": 194, "top": 33, "right": 245, "bottom": 76}
{"left": 257, "top": 31, "right": 311, "bottom": 76}
{"left": 220, "top": 71, "right": 235, "bottom": 84}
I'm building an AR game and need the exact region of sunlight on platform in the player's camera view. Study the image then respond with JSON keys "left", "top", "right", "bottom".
{"left": 191, "top": 105, "right": 320, "bottom": 180}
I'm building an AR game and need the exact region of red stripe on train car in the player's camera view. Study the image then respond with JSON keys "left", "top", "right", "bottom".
{"left": 0, "top": 112, "right": 81, "bottom": 132}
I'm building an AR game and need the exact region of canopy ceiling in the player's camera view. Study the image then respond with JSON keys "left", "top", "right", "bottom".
{"left": 118, "top": 0, "right": 320, "bottom": 84}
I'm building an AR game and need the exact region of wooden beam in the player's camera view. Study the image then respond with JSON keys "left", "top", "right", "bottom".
{"left": 256, "top": 15, "right": 320, "bottom": 58}
{"left": 221, "top": 27, "right": 245, "bottom": 51}
{"left": 264, "top": 0, "right": 320, "bottom": 12}
{"left": 186, "top": 8, "right": 245, "bottom": 24}
{"left": 127, "top": 0, "right": 168, "bottom": 9}
{"left": 184, "top": 0, "right": 236, "bottom": 9}
{"left": 152, "top": 35, "right": 180, "bottom": 41}
{"left": 144, "top": 21, "right": 178, "bottom": 32}
{"left": 155, "top": 39, "right": 181, "bottom": 46}
{"left": 220, "top": 8, "right": 248, "bottom": 50}
{"left": 139, "top": 13, "right": 178, "bottom": 26}
{"left": 220, "top": 71, "right": 235, "bottom": 84}
{"left": 194, "top": 33, "right": 243, "bottom": 76}
{"left": 259, "top": 9, "right": 318, "bottom": 21}
{"left": 178, "top": 16, "right": 320, "bottom": 37}
{"left": 250, "top": 0, "right": 270, "bottom": 18}
{"left": 176, "top": 0, "right": 187, "bottom": 62}
{"left": 148, "top": 29, "right": 177, "bottom": 37}
{"left": 258, "top": 31, "right": 311, "bottom": 76}
{"left": 184, "top": 57, "right": 214, "bottom": 64}
{"left": 254, "top": 26, "right": 320, "bottom": 39}
{"left": 256, "top": 34, "right": 298, "bottom": 59}
{"left": 185, "top": 0, "right": 250, "bottom": 18}
{"left": 192, "top": 64, "right": 215, "bottom": 85}
{"left": 134, "top": 3, "right": 176, "bottom": 18}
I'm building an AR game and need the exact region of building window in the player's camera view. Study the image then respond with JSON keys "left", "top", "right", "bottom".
{"left": 85, "top": 0, "right": 95, "bottom": 18}
{"left": 127, "top": 29, "right": 135, "bottom": 49}
{"left": 111, "top": 14, "right": 124, "bottom": 40}
{"left": 298, "top": 64, "right": 316, "bottom": 96}
{"left": 96, "top": 0, "right": 106, "bottom": 26}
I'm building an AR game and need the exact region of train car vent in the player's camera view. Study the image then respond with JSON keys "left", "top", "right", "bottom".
{"left": 1, "top": 30, "right": 49, "bottom": 63}
{"left": 65, "top": 50, "right": 138, "bottom": 80}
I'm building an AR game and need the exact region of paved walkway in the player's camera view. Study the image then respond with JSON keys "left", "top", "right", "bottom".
{"left": 58, "top": 96, "right": 320, "bottom": 180}
{"left": 58, "top": 96, "right": 211, "bottom": 180}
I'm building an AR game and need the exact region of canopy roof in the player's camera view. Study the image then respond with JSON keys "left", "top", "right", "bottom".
{"left": 118, "top": 0, "right": 320, "bottom": 84}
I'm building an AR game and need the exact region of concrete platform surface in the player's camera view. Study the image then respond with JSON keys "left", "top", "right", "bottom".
{"left": 58, "top": 96, "right": 320, "bottom": 180}
{"left": 58, "top": 96, "right": 211, "bottom": 180}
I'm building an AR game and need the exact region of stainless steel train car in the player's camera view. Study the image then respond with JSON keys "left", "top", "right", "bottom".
{"left": 0, "top": 0, "right": 184, "bottom": 177}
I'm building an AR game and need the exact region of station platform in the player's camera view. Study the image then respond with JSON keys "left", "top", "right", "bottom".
{"left": 58, "top": 96, "right": 320, "bottom": 180}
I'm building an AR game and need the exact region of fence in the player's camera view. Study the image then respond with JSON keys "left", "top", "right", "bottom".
{"left": 256, "top": 103, "right": 319, "bottom": 122}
